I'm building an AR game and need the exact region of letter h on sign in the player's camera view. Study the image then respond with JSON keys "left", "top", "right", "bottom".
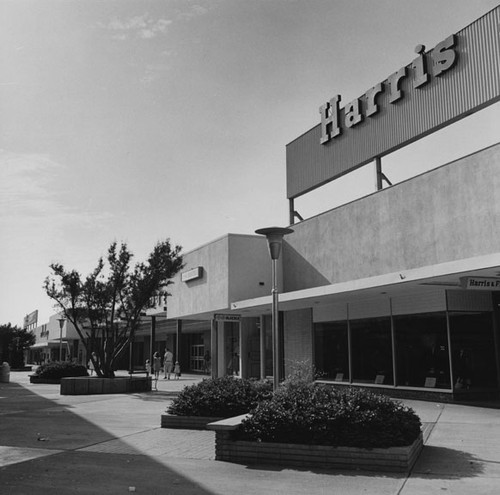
{"left": 319, "top": 95, "right": 341, "bottom": 144}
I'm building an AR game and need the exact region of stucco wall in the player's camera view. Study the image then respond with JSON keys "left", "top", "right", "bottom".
{"left": 168, "top": 234, "right": 272, "bottom": 319}
{"left": 284, "top": 143, "right": 500, "bottom": 291}
{"left": 168, "top": 236, "right": 230, "bottom": 318}
{"left": 47, "top": 314, "right": 80, "bottom": 340}
{"left": 228, "top": 235, "right": 274, "bottom": 303}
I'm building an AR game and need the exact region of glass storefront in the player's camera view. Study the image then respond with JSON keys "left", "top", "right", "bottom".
{"left": 351, "top": 317, "right": 393, "bottom": 385}
{"left": 449, "top": 311, "right": 497, "bottom": 390}
{"left": 313, "top": 307, "right": 497, "bottom": 392}
{"left": 225, "top": 321, "right": 240, "bottom": 376}
{"left": 394, "top": 313, "right": 450, "bottom": 389}
{"left": 314, "top": 321, "right": 349, "bottom": 381}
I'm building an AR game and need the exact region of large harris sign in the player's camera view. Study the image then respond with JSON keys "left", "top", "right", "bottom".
{"left": 286, "top": 7, "right": 500, "bottom": 199}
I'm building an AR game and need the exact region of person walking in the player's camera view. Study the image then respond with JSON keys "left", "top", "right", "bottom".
{"left": 163, "top": 348, "right": 174, "bottom": 379}
{"left": 152, "top": 352, "right": 161, "bottom": 390}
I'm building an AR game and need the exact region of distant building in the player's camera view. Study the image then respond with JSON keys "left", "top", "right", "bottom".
{"left": 30, "top": 314, "right": 82, "bottom": 364}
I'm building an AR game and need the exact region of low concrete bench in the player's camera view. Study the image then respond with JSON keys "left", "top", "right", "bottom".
{"left": 207, "top": 414, "right": 249, "bottom": 431}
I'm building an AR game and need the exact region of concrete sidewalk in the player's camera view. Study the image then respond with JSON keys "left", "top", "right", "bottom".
{"left": 1, "top": 371, "right": 500, "bottom": 494}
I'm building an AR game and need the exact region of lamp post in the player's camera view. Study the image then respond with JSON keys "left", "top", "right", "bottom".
{"left": 255, "top": 226, "right": 294, "bottom": 390}
{"left": 57, "top": 317, "right": 66, "bottom": 362}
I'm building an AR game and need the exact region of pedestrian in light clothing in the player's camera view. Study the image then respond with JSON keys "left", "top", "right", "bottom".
{"left": 88, "top": 352, "right": 97, "bottom": 376}
{"left": 173, "top": 361, "right": 181, "bottom": 380}
{"left": 164, "top": 348, "right": 174, "bottom": 379}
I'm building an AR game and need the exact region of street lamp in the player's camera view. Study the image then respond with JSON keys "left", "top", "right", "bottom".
{"left": 57, "top": 316, "right": 66, "bottom": 362}
{"left": 255, "top": 226, "right": 294, "bottom": 390}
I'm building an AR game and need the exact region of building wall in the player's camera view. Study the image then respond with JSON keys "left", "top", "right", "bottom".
{"left": 168, "top": 236, "right": 230, "bottom": 318}
{"left": 228, "top": 234, "right": 274, "bottom": 303}
{"left": 46, "top": 314, "right": 80, "bottom": 340}
{"left": 168, "top": 234, "right": 272, "bottom": 319}
{"left": 283, "top": 308, "right": 313, "bottom": 377}
{"left": 283, "top": 143, "right": 500, "bottom": 292}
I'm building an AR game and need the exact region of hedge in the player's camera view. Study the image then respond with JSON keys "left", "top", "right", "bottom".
{"left": 238, "top": 382, "right": 421, "bottom": 448}
{"left": 34, "top": 361, "right": 89, "bottom": 379}
{"left": 167, "top": 376, "right": 273, "bottom": 418}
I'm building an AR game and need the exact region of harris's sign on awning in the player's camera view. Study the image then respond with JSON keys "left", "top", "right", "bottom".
{"left": 460, "top": 277, "right": 500, "bottom": 290}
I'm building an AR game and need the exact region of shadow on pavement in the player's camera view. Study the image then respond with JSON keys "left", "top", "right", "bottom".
{"left": 0, "top": 379, "right": 216, "bottom": 495}
{"left": 233, "top": 444, "right": 485, "bottom": 481}
{"left": 410, "top": 445, "right": 485, "bottom": 479}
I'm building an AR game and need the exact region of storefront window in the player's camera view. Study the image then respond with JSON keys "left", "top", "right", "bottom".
{"left": 314, "top": 321, "right": 349, "bottom": 381}
{"left": 449, "top": 312, "right": 497, "bottom": 390}
{"left": 351, "top": 317, "right": 393, "bottom": 385}
{"left": 394, "top": 313, "right": 450, "bottom": 389}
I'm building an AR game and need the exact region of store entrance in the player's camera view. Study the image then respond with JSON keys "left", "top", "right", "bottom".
{"left": 224, "top": 322, "right": 240, "bottom": 376}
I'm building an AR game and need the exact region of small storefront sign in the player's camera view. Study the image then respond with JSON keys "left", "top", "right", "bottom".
{"left": 214, "top": 314, "right": 241, "bottom": 322}
{"left": 460, "top": 277, "right": 500, "bottom": 290}
{"left": 181, "top": 266, "right": 203, "bottom": 282}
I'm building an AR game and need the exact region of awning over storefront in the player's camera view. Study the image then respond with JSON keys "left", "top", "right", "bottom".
{"left": 30, "top": 340, "right": 69, "bottom": 349}
{"left": 231, "top": 253, "right": 500, "bottom": 316}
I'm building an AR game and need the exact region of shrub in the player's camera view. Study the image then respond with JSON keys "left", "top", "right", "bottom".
{"left": 167, "top": 376, "right": 273, "bottom": 418}
{"left": 35, "top": 361, "right": 89, "bottom": 379}
{"left": 239, "top": 382, "right": 421, "bottom": 448}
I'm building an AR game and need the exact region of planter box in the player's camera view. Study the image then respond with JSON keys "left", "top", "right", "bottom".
{"left": 60, "top": 376, "right": 152, "bottom": 395}
{"left": 208, "top": 415, "right": 423, "bottom": 473}
{"left": 161, "top": 414, "right": 225, "bottom": 430}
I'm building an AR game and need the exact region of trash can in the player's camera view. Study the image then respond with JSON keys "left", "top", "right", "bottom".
{"left": 0, "top": 362, "right": 10, "bottom": 383}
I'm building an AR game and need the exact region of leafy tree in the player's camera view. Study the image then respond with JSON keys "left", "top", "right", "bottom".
{"left": 0, "top": 323, "right": 36, "bottom": 368}
{"left": 44, "top": 240, "right": 183, "bottom": 378}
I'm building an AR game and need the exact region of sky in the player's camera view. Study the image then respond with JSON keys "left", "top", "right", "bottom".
{"left": 1, "top": 0, "right": 499, "bottom": 327}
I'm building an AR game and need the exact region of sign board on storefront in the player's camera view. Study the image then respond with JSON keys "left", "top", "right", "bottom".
{"left": 23, "top": 310, "right": 38, "bottom": 329}
{"left": 181, "top": 266, "right": 203, "bottom": 282}
{"left": 214, "top": 313, "right": 241, "bottom": 322}
{"left": 460, "top": 277, "right": 500, "bottom": 290}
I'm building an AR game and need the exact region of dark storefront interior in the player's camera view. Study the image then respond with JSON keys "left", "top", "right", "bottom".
{"left": 314, "top": 302, "right": 498, "bottom": 396}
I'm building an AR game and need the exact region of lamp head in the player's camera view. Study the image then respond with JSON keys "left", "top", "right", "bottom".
{"left": 255, "top": 227, "right": 294, "bottom": 260}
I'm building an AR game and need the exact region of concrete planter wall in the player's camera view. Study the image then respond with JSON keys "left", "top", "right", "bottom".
{"left": 29, "top": 375, "right": 62, "bottom": 384}
{"left": 208, "top": 415, "right": 423, "bottom": 473}
{"left": 161, "top": 414, "right": 224, "bottom": 430}
{"left": 60, "top": 376, "right": 151, "bottom": 395}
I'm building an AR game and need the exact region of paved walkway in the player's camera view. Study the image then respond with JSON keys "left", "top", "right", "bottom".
{"left": 1, "top": 370, "right": 500, "bottom": 494}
